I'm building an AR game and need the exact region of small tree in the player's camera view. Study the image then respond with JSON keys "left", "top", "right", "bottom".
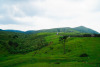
{"left": 59, "top": 35, "right": 68, "bottom": 54}
{"left": 8, "top": 41, "right": 13, "bottom": 46}
{"left": 13, "top": 35, "right": 18, "bottom": 39}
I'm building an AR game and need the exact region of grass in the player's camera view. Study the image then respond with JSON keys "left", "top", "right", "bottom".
{"left": 0, "top": 35, "right": 100, "bottom": 67}
{"left": 15, "top": 62, "right": 98, "bottom": 67}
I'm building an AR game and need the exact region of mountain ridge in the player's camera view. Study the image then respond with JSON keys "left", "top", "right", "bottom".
{"left": 0, "top": 26, "right": 99, "bottom": 34}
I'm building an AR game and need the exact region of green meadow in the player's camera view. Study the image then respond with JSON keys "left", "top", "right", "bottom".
{"left": 0, "top": 32, "right": 100, "bottom": 67}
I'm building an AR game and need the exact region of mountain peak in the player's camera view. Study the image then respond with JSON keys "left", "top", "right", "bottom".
{"left": 0, "top": 26, "right": 99, "bottom": 34}
{"left": 76, "top": 26, "right": 87, "bottom": 28}
{"left": 74, "top": 26, "right": 99, "bottom": 34}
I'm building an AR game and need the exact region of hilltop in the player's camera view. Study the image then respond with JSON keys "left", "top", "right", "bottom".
{"left": 0, "top": 26, "right": 99, "bottom": 34}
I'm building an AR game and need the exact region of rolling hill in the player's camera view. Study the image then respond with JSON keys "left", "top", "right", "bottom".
{"left": 0, "top": 26, "right": 99, "bottom": 34}
{"left": 73, "top": 26, "right": 98, "bottom": 34}
{"left": 25, "top": 26, "right": 99, "bottom": 34}
{"left": 0, "top": 32, "right": 100, "bottom": 67}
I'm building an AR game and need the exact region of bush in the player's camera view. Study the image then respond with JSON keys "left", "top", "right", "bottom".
{"left": 83, "top": 34, "right": 91, "bottom": 37}
{"left": 54, "top": 62, "right": 60, "bottom": 64}
{"left": 13, "top": 35, "right": 18, "bottom": 39}
{"left": 50, "top": 47, "right": 53, "bottom": 50}
{"left": 67, "top": 49, "right": 71, "bottom": 52}
{"left": 80, "top": 53, "right": 89, "bottom": 57}
{"left": 8, "top": 41, "right": 13, "bottom": 46}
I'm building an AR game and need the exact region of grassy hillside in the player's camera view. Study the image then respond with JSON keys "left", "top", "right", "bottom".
{"left": 25, "top": 26, "right": 99, "bottom": 34}
{"left": 0, "top": 32, "right": 100, "bottom": 67}
{"left": 1, "top": 26, "right": 99, "bottom": 34}
{"left": 73, "top": 26, "right": 99, "bottom": 34}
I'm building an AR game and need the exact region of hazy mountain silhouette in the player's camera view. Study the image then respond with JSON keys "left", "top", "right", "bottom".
{"left": 0, "top": 26, "right": 99, "bottom": 34}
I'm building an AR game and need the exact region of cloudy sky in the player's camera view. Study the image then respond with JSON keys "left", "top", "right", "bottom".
{"left": 0, "top": 0, "right": 100, "bottom": 32}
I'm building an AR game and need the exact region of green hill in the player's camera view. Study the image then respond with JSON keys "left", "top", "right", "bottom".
{"left": 73, "top": 26, "right": 98, "bottom": 34}
{"left": 0, "top": 26, "right": 99, "bottom": 34}
{"left": 0, "top": 32, "right": 100, "bottom": 67}
{"left": 25, "top": 26, "right": 99, "bottom": 34}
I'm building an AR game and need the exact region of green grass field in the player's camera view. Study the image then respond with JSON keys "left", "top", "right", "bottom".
{"left": 0, "top": 33, "right": 100, "bottom": 67}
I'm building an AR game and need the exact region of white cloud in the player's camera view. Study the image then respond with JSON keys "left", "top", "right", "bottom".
{"left": 0, "top": 15, "right": 4, "bottom": 19}
{"left": 31, "top": 0, "right": 98, "bottom": 17}
{"left": 2, "top": 4, "right": 25, "bottom": 17}
{"left": 0, "top": 0, "right": 100, "bottom": 32}
{"left": 11, "top": 16, "right": 59, "bottom": 30}
{"left": 0, "top": 24, "right": 34, "bottom": 31}
{"left": 11, "top": 16, "right": 34, "bottom": 24}
{"left": 33, "top": 16, "right": 58, "bottom": 29}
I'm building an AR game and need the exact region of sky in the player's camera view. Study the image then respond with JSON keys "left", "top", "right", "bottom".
{"left": 0, "top": 0, "right": 100, "bottom": 32}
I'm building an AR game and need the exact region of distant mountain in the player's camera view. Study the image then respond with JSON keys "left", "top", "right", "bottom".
{"left": 0, "top": 29, "right": 3, "bottom": 31}
{"left": 3, "top": 29, "right": 24, "bottom": 33}
{"left": 26, "top": 27, "right": 80, "bottom": 34}
{"left": 73, "top": 26, "right": 99, "bottom": 34}
{"left": 0, "top": 26, "right": 99, "bottom": 34}
{"left": 25, "top": 30, "right": 36, "bottom": 34}
{"left": 26, "top": 26, "right": 99, "bottom": 34}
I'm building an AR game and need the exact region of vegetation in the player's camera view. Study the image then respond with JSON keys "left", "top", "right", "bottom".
{"left": 59, "top": 35, "right": 69, "bottom": 54}
{"left": 0, "top": 28, "right": 100, "bottom": 67}
{"left": 0, "top": 26, "right": 99, "bottom": 34}
{"left": 25, "top": 26, "right": 99, "bottom": 34}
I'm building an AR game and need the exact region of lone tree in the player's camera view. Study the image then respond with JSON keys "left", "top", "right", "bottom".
{"left": 59, "top": 35, "right": 68, "bottom": 54}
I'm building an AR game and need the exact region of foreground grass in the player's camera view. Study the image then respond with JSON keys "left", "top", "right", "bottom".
{"left": 15, "top": 62, "right": 98, "bottom": 67}
{"left": 0, "top": 37, "right": 100, "bottom": 67}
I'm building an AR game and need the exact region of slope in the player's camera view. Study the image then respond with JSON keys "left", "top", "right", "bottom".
{"left": 73, "top": 26, "right": 99, "bottom": 34}
{"left": 0, "top": 33, "right": 100, "bottom": 67}
{"left": 25, "top": 26, "right": 99, "bottom": 34}
{"left": 1, "top": 26, "right": 98, "bottom": 34}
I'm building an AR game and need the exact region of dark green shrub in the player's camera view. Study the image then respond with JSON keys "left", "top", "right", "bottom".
{"left": 80, "top": 53, "right": 89, "bottom": 57}
{"left": 54, "top": 62, "right": 60, "bottom": 64}
{"left": 50, "top": 47, "right": 53, "bottom": 50}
